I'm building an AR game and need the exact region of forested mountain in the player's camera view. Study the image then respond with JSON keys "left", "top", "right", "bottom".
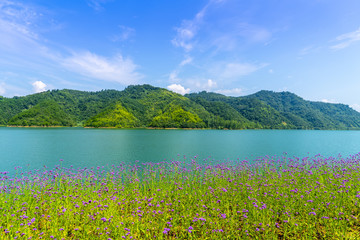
{"left": 0, "top": 85, "right": 359, "bottom": 129}
{"left": 245, "top": 91, "right": 360, "bottom": 129}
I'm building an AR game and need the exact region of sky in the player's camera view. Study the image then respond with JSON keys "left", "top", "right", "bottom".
{"left": 1, "top": 0, "right": 360, "bottom": 111}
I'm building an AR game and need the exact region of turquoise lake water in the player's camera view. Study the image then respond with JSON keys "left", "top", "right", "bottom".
{"left": 1, "top": 127, "right": 360, "bottom": 174}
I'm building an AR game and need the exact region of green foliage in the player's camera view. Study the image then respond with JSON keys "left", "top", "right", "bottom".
{"left": 230, "top": 98, "right": 294, "bottom": 129}
{"left": 0, "top": 85, "right": 360, "bottom": 129}
{"left": 84, "top": 103, "right": 140, "bottom": 128}
{"left": 188, "top": 90, "right": 360, "bottom": 130}
{"left": 187, "top": 95, "right": 257, "bottom": 129}
{"left": 8, "top": 99, "right": 75, "bottom": 126}
{"left": 247, "top": 90, "right": 360, "bottom": 129}
{"left": 186, "top": 92, "right": 293, "bottom": 129}
{"left": 119, "top": 85, "right": 210, "bottom": 126}
{"left": 150, "top": 104, "right": 205, "bottom": 128}
{"left": 2, "top": 154, "right": 360, "bottom": 239}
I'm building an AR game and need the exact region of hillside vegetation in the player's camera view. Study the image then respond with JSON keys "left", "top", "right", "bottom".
{"left": 1, "top": 84, "right": 360, "bottom": 129}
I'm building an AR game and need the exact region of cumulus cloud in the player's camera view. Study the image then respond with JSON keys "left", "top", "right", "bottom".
{"left": 63, "top": 51, "right": 142, "bottom": 85}
{"left": 167, "top": 84, "right": 190, "bottom": 95}
{"left": 331, "top": 27, "right": 360, "bottom": 50}
{"left": 186, "top": 78, "right": 218, "bottom": 92}
{"left": 32, "top": 81, "right": 46, "bottom": 93}
{"left": 206, "top": 79, "right": 217, "bottom": 88}
{"left": 198, "top": 79, "right": 217, "bottom": 91}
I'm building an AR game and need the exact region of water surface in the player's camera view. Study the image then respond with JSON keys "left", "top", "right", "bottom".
{"left": 1, "top": 128, "right": 359, "bottom": 174}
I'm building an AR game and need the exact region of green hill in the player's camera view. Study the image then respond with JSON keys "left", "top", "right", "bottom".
{"left": 149, "top": 104, "right": 205, "bottom": 128}
{"left": 246, "top": 90, "right": 360, "bottom": 129}
{"left": 7, "top": 99, "right": 75, "bottom": 126}
{"left": 186, "top": 91, "right": 293, "bottom": 129}
{"left": 118, "top": 84, "right": 211, "bottom": 126}
{"left": 84, "top": 102, "right": 140, "bottom": 128}
{"left": 0, "top": 85, "right": 359, "bottom": 129}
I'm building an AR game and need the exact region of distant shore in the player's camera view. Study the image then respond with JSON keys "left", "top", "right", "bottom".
{"left": 2, "top": 125, "right": 360, "bottom": 130}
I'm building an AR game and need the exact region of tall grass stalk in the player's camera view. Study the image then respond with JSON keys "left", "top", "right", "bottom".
{"left": 1, "top": 154, "right": 360, "bottom": 239}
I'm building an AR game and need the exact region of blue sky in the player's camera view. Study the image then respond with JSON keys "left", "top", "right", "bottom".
{"left": 1, "top": 0, "right": 360, "bottom": 111}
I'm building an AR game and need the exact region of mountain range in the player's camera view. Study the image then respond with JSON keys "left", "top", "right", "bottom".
{"left": 0, "top": 84, "right": 359, "bottom": 130}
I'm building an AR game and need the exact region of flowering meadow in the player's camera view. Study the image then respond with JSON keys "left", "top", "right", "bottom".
{"left": 1, "top": 154, "right": 360, "bottom": 239}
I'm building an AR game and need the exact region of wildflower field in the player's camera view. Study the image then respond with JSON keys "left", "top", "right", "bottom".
{"left": 1, "top": 154, "right": 360, "bottom": 239}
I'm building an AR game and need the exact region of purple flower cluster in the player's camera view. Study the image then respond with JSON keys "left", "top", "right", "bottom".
{"left": 1, "top": 153, "right": 360, "bottom": 239}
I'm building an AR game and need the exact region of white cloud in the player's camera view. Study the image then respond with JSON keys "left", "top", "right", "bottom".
{"left": 169, "top": 70, "right": 180, "bottom": 82}
{"left": 167, "top": 84, "right": 190, "bottom": 95}
{"left": 0, "top": 1, "right": 40, "bottom": 50}
{"left": 0, "top": 1, "right": 63, "bottom": 70}
{"left": 63, "top": 51, "right": 142, "bottom": 85}
{"left": 221, "top": 62, "right": 266, "bottom": 79}
{"left": 0, "top": 82, "right": 5, "bottom": 95}
{"left": 87, "top": 0, "right": 113, "bottom": 11}
{"left": 168, "top": 56, "right": 193, "bottom": 83}
{"left": 32, "top": 81, "right": 46, "bottom": 93}
{"left": 269, "top": 69, "right": 274, "bottom": 74}
{"left": 206, "top": 79, "right": 217, "bottom": 88}
{"left": 235, "top": 23, "right": 271, "bottom": 43}
{"left": 216, "top": 88, "right": 242, "bottom": 96}
{"left": 350, "top": 104, "right": 360, "bottom": 113}
{"left": 172, "top": 24, "right": 197, "bottom": 52}
{"left": 320, "top": 99, "right": 331, "bottom": 103}
{"left": 0, "top": 1, "right": 144, "bottom": 97}
{"left": 331, "top": 27, "right": 360, "bottom": 50}
{"left": 110, "top": 25, "right": 135, "bottom": 42}
{"left": 189, "top": 78, "right": 218, "bottom": 91}
{"left": 171, "top": 3, "right": 209, "bottom": 52}
{"left": 179, "top": 56, "right": 193, "bottom": 67}
{"left": 299, "top": 46, "right": 312, "bottom": 56}
{"left": 170, "top": 1, "right": 271, "bottom": 93}
{"left": 320, "top": 99, "right": 338, "bottom": 104}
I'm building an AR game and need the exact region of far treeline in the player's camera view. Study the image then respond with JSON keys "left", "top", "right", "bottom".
{"left": 1, "top": 84, "right": 360, "bottom": 130}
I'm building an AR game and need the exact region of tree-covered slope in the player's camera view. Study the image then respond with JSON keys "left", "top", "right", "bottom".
{"left": 149, "top": 104, "right": 205, "bottom": 128}
{"left": 7, "top": 100, "right": 75, "bottom": 126}
{"left": 0, "top": 89, "right": 122, "bottom": 125}
{"left": 187, "top": 90, "right": 360, "bottom": 129}
{"left": 0, "top": 85, "right": 359, "bottom": 129}
{"left": 246, "top": 90, "right": 360, "bottom": 129}
{"left": 186, "top": 92, "right": 294, "bottom": 129}
{"left": 118, "top": 85, "right": 211, "bottom": 125}
{"left": 84, "top": 102, "right": 140, "bottom": 128}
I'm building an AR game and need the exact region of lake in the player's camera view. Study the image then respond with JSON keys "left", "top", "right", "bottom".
{"left": 1, "top": 127, "right": 360, "bottom": 174}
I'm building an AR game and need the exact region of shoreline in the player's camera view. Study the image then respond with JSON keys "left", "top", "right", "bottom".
{"left": 2, "top": 125, "right": 360, "bottom": 130}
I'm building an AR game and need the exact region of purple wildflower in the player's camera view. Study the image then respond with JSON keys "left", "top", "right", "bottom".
{"left": 163, "top": 228, "right": 170, "bottom": 234}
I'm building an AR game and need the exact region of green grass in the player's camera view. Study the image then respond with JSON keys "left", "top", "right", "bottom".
{"left": 1, "top": 154, "right": 360, "bottom": 239}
